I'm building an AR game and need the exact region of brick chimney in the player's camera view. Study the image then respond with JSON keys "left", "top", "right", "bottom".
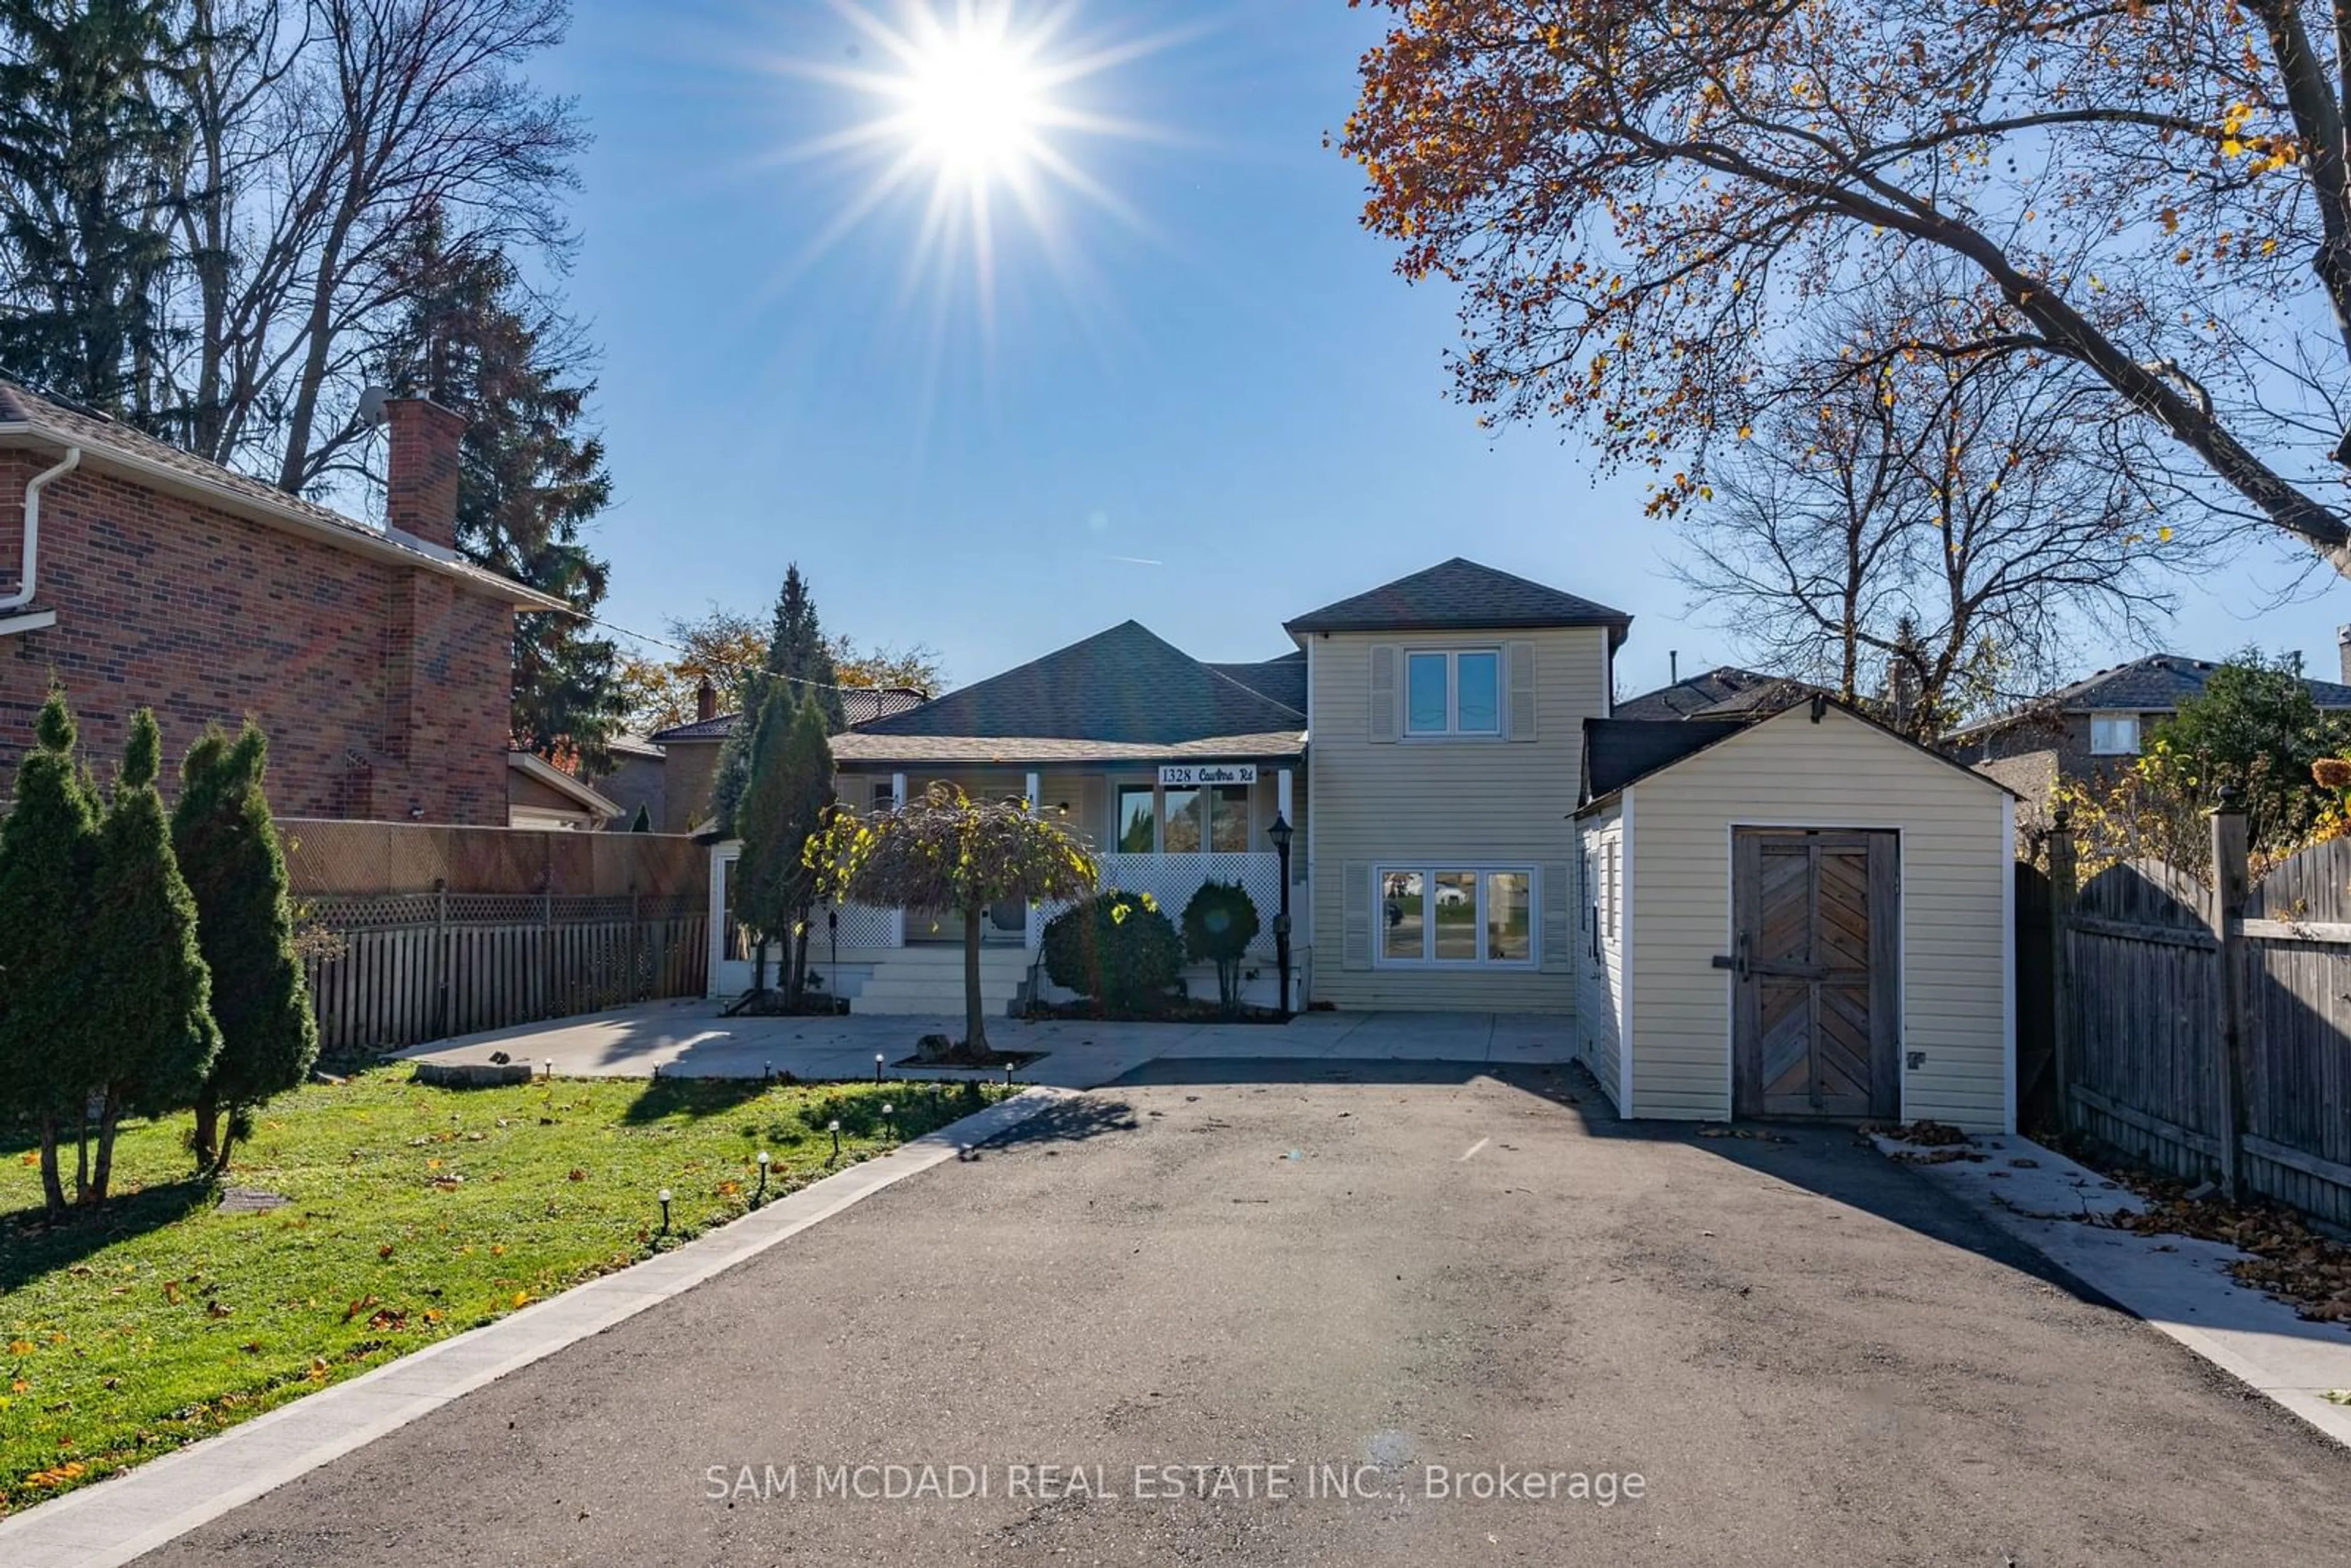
{"left": 384, "top": 397, "right": 467, "bottom": 550}
{"left": 695, "top": 677, "right": 718, "bottom": 723}
{"left": 2339, "top": 625, "right": 2351, "bottom": 686}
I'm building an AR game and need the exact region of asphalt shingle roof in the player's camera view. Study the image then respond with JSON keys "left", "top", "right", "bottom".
{"left": 1206, "top": 651, "right": 1307, "bottom": 714}
{"left": 1582, "top": 719, "right": 1752, "bottom": 801}
{"left": 1283, "top": 557, "right": 1632, "bottom": 640}
{"left": 0, "top": 380, "right": 566, "bottom": 610}
{"left": 1956, "top": 653, "right": 2351, "bottom": 738}
{"left": 648, "top": 687, "right": 929, "bottom": 744}
{"left": 1611, "top": 666, "right": 1785, "bottom": 721}
{"left": 844, "top": 620, "right": 1304, "bottom": 745}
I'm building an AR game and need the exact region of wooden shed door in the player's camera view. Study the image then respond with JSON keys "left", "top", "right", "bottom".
{"left": 1733, "top": 830, "right": 1900, "bottom": 1120}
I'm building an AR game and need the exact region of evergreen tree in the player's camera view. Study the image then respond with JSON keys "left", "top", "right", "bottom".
{"left": 172, "top": 721, "right": 316, "bottom": 1175}
{"left": 729, "top": 689, "right": 834, "bottom": 999}
{"left": 0, "top": 0, "right": 188, "bottom": 417}
{"left": 0, "top": 687, "right": 100, "bottom": 1215}
{"left": 629, "top": 801, "right": 652, "bottom": 833}
{"left": 713, "top": 564, "right": 843, "bottom": 831}
{"left": 82, "top": 710, "right": 217, "bottom": 1206}
{"left": 380, "top": 214, "right": 623, "bottom": 769}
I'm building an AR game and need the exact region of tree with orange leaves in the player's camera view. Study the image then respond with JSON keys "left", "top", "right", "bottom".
{"left": 1341, "top": 0, "right": 2351, "bottom": 577}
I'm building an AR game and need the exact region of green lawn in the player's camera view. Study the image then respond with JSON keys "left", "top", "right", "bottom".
{"left": 0, "top": 1070, "right": 1007, "bottom": 1516}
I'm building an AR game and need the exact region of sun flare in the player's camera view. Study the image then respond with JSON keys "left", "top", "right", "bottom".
{"left": 769, "top": 2, "right": 1175, "bottom": 332}
{"left": 894, "top": 21, "right": 1048, "bottom": 183}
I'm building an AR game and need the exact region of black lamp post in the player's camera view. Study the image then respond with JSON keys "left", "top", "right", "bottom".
{"left": 1267, "top": 812, "right": 1294, "bottom": 1016}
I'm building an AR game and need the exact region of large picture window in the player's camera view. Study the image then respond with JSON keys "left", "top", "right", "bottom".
{"left": 1118, "top": 782, "right": 1250, "bottom": 853}
{"left": 1404, "top": 649, "right": 1502, "bottom": 737}
{"left": 1377, "top": 865, "right": 1537, "bottom": 967}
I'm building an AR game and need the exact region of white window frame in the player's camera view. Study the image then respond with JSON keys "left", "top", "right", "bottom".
{"left": 2089, "top": 713, "right": 2142, "bottom": 756}
{"left": 1373, "top": 863, "right": 1539, "bottom": 969}
{"left": 1114, "top": 779, "right": 1252, "bottom": 855}
{"left": 1403, "top": 647, "right": 1505, "bottom": 738}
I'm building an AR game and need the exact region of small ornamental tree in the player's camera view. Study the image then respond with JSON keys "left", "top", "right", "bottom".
{"left": 629, "top": 802, "right": 652, "bottom": 833}
{"left": 1042, "top": 891, "right": 1185, "bottom": 1015}
{"left": 173, "top": 721, "right": 318, "bottom": 1175}
{"left": 809, "top": 782, "right": 1099, "bottom": 1052}
{"left": 84, "top": 710, "right": 219, "bottom": 1206}
{"left": 0, "top": 688, "right": 102, "bottom": 1215}
{"left": 1180, "top": 880, "right": 1261, "bottom": 1015}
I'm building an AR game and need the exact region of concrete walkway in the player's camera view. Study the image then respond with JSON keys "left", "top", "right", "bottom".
{"left": 399, "top": 1000, "right": 1576, "bottom": 1087}
{"left": 1875, "top": 1127, "right": 2351, "bottom": 1448}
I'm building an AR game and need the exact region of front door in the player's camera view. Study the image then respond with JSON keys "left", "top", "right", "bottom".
{"left": 1732, "top": 830, "right": 1899, "bottom": 1120}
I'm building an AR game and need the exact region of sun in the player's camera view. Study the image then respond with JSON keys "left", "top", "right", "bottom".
{"left": 766, "top": 2, "right": 1177, "bottom": 331}
{"left": 894, "top": 18, "right": 1048, "bottom": 184}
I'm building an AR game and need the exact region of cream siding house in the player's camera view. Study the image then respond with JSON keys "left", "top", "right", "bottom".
{"left": 1574, "top": 702, "right": 2017, "bottom": 1133}
{"left": 1285, "top": 559, "right": 1629, "bottom": 1014}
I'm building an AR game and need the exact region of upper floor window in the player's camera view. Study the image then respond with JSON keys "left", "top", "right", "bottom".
{"left": 2090, "top": 714, "right": 2141, "bottom": 756}
{"left": 1405, "top": 649, "right": 1502, "bottom": 737}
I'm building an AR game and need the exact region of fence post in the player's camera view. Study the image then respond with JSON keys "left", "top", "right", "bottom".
{"left": 2210, "top": 790, "right": 2251, "bottom": 1202}
{"left": 432, "top": 877, "right": 449, "bottom": 1040}
{"left": 2048, "top": 807, "right": 2077, "bottom": 1136}
{"left": 629, "top": 883, "right": 643, "bottom": 1002}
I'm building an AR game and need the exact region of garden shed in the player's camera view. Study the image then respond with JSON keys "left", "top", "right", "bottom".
{"left": 1573, "top": 699, "right": 2017, "bottom": 1133}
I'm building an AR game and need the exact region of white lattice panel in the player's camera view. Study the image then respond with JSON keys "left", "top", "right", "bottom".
{"left": 1093, "top": 853, "right": 1285, "bottom": 956}
{"left": 826, "top": 902, "right": 901, "bottom": 949}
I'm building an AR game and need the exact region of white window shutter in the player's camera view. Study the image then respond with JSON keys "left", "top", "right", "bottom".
{"left": 1342, "top": 861, "right": 1372, "bottom": 969}
{"left": 1507, "top": 640, "right": 1537, "bottom": 741}
{"left": 1539, "top": 861, "right": 1572, "bottom": 972}
{"left": 1368, "top": 645, "right": 1399, "bottom": 743}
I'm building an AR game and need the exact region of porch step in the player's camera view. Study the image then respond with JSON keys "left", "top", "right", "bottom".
{"left": 847, "top": 945, "right": 1036, "bottom": 1016}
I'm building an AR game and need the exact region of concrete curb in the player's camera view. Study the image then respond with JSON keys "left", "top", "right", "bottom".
{"left": 1877, "top": 1130, "right": 2351, "bottom": 1450}
{"left": 0, "top": 1086, "right": 1078, "bottom": 1568}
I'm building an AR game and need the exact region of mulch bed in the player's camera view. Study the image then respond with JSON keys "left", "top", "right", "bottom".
{"left": 892, "top": 1043, "right": 1044, "bottom": 1070}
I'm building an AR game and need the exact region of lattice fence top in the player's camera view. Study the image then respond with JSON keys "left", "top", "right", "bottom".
{"left": 306, "top": 890, "right": 704, "bottom": 932}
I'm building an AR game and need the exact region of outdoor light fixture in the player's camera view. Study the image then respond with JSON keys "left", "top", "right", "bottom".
{"left": 828, "top": 1118, "right": 842, "bottom": 1159}
{"left": 755, "top": 1149, "right": 771, "bottom": 1202}
{"left": 882, "top": 1103, "right": 894, "bottom": 1142}
{"left": 657, "top": 1188, "right": 673, "bottom": 1232}
{"left": 764, "top": 1060, "right": 773, "bottom": 1082}
{"left": 876, "top": 1052, "right": 885, "bottom": 1083}
{"left": 541, "top": 1058, "right": 553, "bottom": 1081}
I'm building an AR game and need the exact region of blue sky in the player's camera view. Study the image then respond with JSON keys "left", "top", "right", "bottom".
{"left": 544, "top": 1, "right": 2350, "bottom": 702}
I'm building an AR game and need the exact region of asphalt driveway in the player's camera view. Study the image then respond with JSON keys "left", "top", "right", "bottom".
{"left": 139, "top": 1062, "right": 2351, "bottom": 1566}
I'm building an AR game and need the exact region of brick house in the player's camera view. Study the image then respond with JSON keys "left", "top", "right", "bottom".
{"left": 0, "top": 381, "right": 567, "bottom": 823}
{"left": 1954, "top": 651, "right": 2351, "bottom": 824}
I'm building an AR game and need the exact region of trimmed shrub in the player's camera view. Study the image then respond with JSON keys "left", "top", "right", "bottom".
{"left": 1181, "top": 880, "right": 1261, "bottom": 1014}
{"left": 1041, "top": 890, "right": 1183, "bottom": 1011}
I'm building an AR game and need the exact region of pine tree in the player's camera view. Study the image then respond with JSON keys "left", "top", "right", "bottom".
{"left": 714, "top": 564, "right": 844, "bottom": 831}
{"left": 82, "top": 710, "right": 217, "bottom": 1206}
{"left": 729, "top": 689, "right": 834, "bottom": 1000}
{"left": 0, "top": 688, "right": 101, "bottom": 1215}
{"left": 0, "top": 0, "right": 188, "bottom": 416}
{"left": 379, "top": 212, "right": 623, "bottom": 768}
{"left": 172, "top": 721, "right": 316, "bottom": 1175}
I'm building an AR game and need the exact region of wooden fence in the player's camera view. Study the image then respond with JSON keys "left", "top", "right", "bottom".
{"left": 304, "top": 890, "right": 708, "bottom": 1059}
{"left": 2049, "top": 811, "right": 2351, "bottom": 1226}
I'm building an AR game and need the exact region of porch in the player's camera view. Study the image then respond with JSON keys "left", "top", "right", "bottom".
{"left": 708, "top": 760, "right": 1307, "bottom": 1012}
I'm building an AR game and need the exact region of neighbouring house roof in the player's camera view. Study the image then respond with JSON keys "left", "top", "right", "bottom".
{"left": 844, "top": 621, "right": 1305, "bottom": 752}
{"left": 1954, "top": 653, "right": 2351, "bottom": 740}
{"left": 1283, "top": 557, "right": 1632, "bottom": 643}
{"left": 1207, "top": 650, "right": 1308, "bottom": 713}
{"left": 647, "top": 686, "right": 931, "bottom": 744}
{"left": 1611, "top": 666, "right": 1788, "bottom": 721}
{"left": 1578, "top": 703, "right": 2018, "bottom": 814}
{"left": 0, "top": 380, "right": 572, "bottom": 612}
{"left": 507, "top": 751, "right": 621, "bottom": 820}
{"left": 604, "top": 733, "right": 665, "bottom": 760}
